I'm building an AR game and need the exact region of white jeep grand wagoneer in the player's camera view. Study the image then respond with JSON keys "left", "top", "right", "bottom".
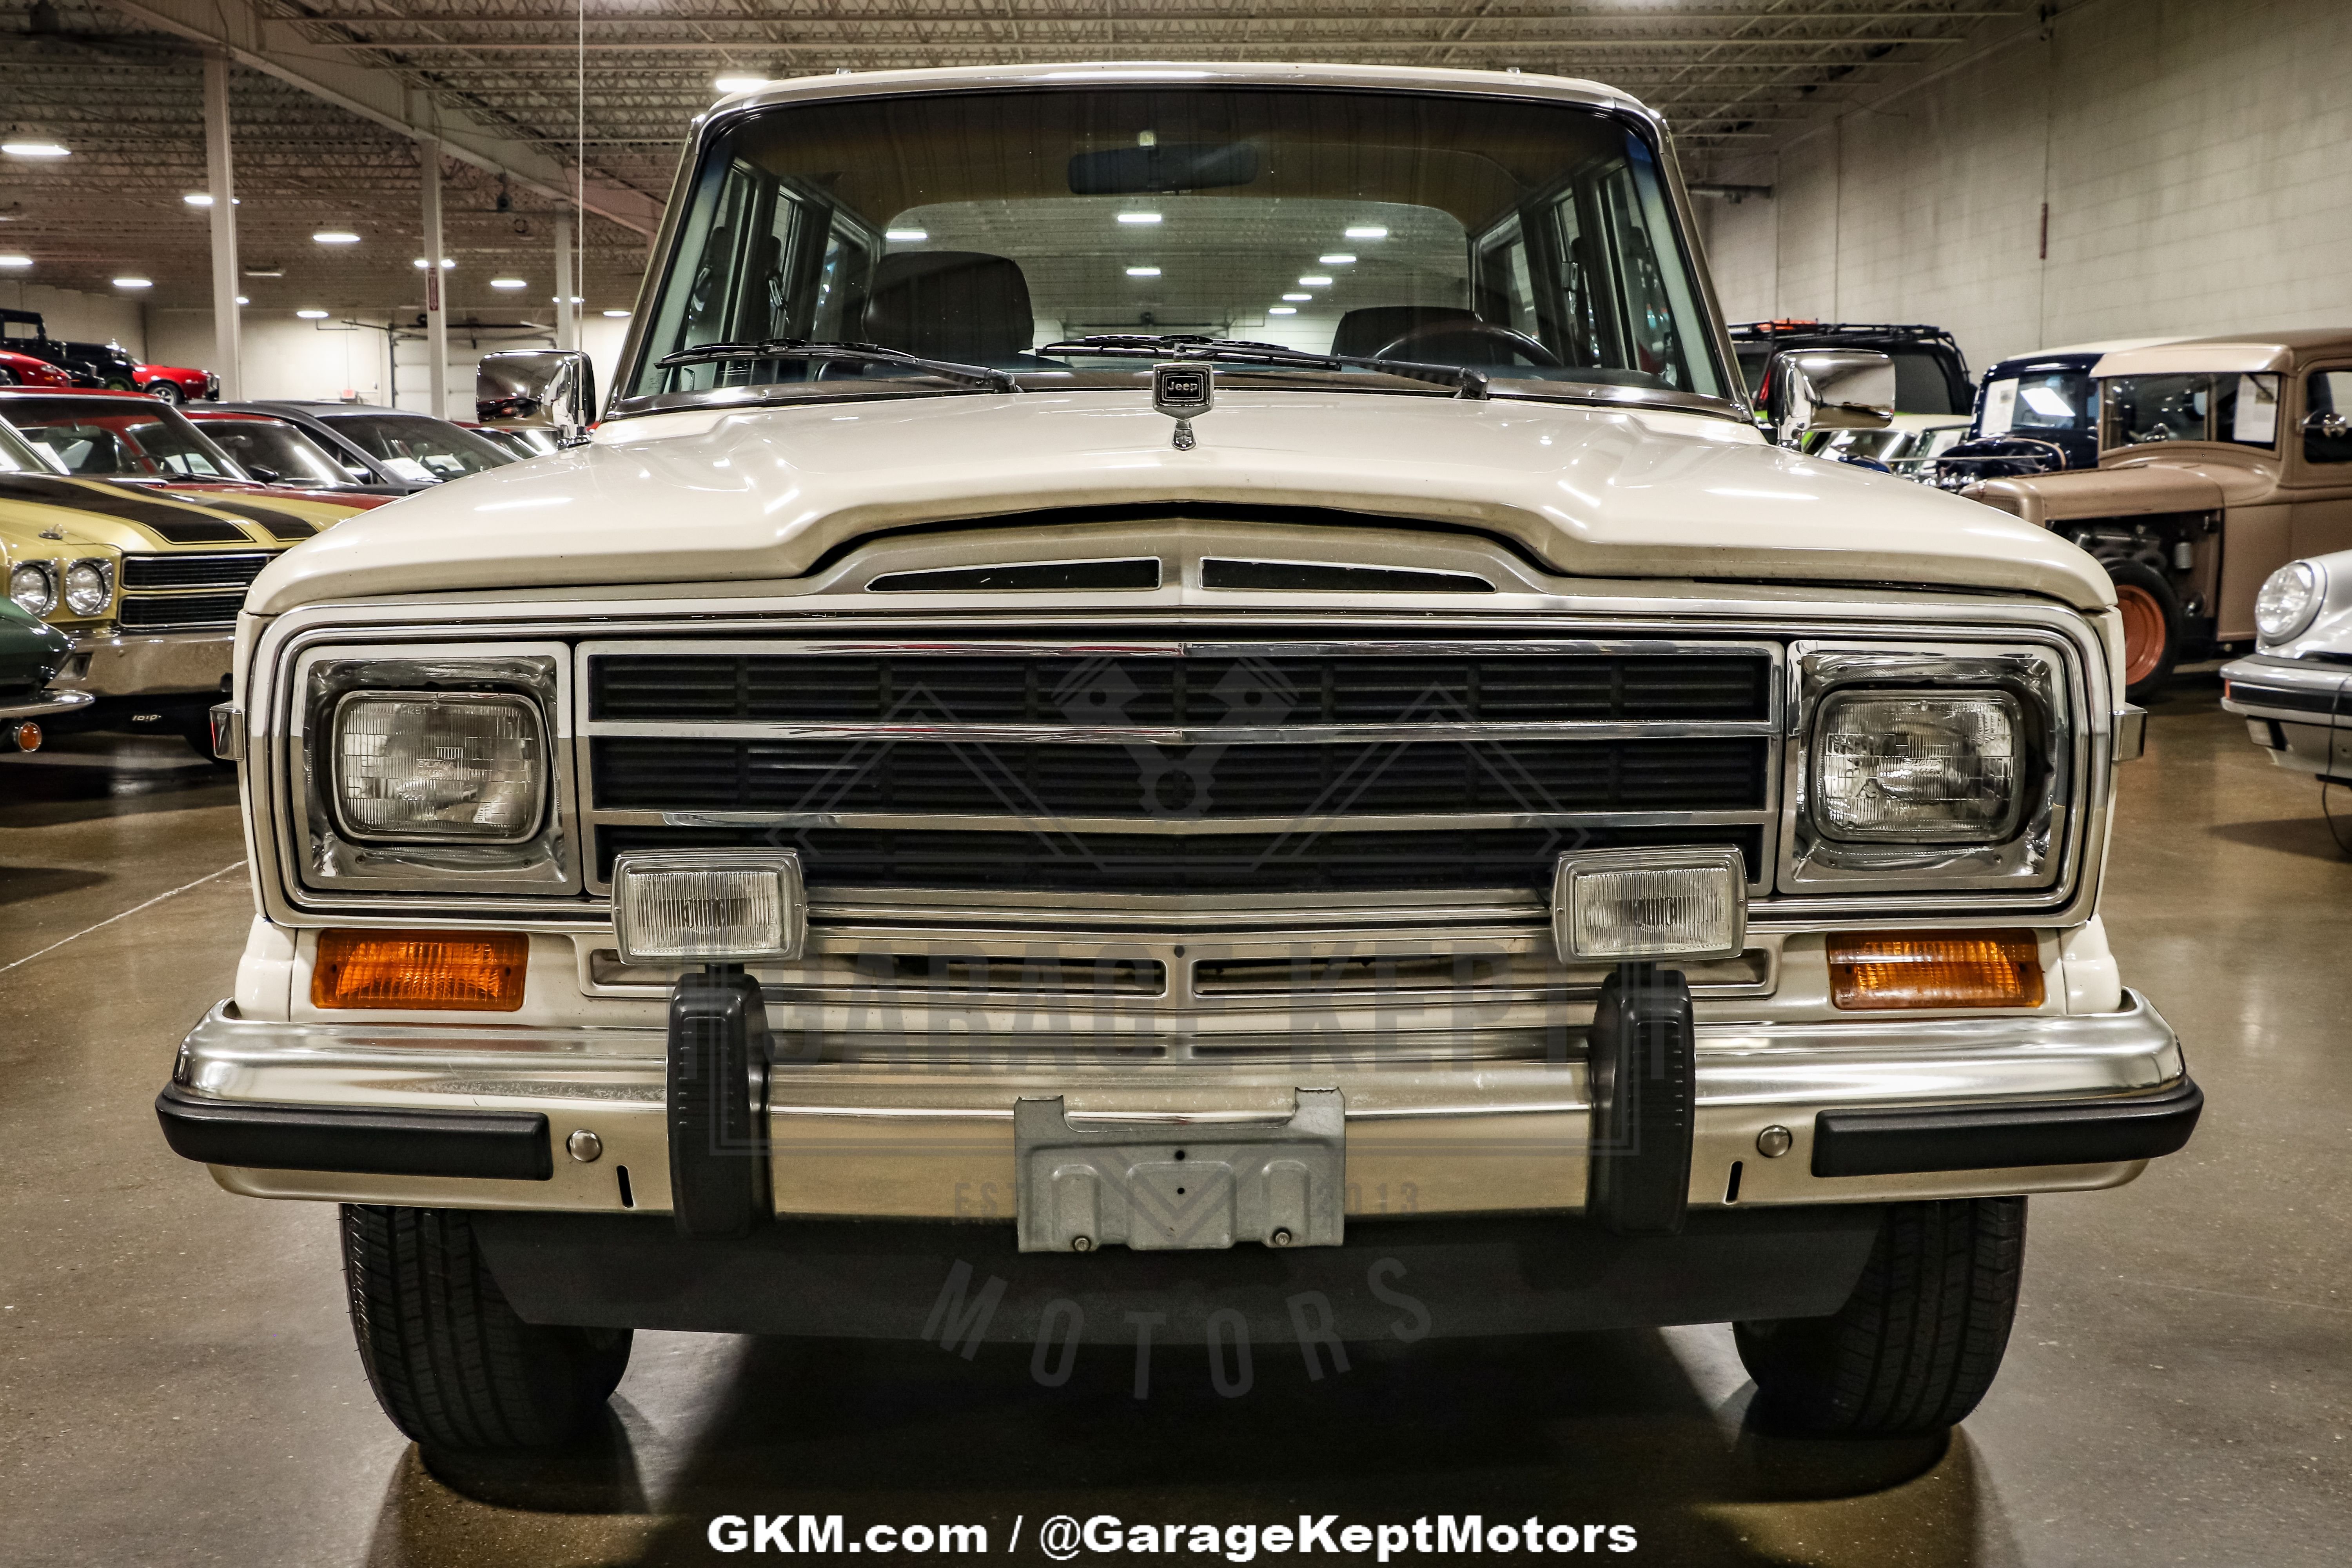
{"left": 160, "top": 62, "right": 2198, "bottom": 1451}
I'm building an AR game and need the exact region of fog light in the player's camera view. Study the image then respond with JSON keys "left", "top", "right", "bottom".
{"left": 312, "top": 928, "right": 529, "bottom": 1011}
{"left": 612, "top": 851, "right": 805, "bottom": 965}
{"left": 1552, "top": 847, "right": 1746, "bottom": 962}
{"left": 1828, "top": 929, "right": 2043, "bottom": 1010}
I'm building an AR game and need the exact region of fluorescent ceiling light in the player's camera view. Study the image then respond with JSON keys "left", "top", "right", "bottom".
{"left": 183, "top": 192, "right": 212, "bottom": 207}
{"left": 0, "top": 256, "right": 30, "bottom": 270}
{"left": 234, "top": 295, "right": 248, "bottom": 305}
{"left": 1344, "top": 225, "right": 1388, "bottom": 240}
{"left": 412, "top": 257, "right": 454, "bottom": 269}
{"left": 1319, "top": 253, "right": 1356, "bottom": 265}
{"left": 489, "top": 277, "right": 527, "bottom": 289}
{"left": 1125, "top": 265, "right": 1161, "bottom": 277}
{"left": 113, "top": 276, "right": 152, "bottom": 289}
{"left": 1298, "top": 274, "right": 1333, "bottom": 286}
{"left": 1268, "top": 306, "right": 1297, "bottom": 316}
{"left": 296, "top": 309, "right": 330, "bottom": 319}
{"left": 713, "top": 75, "right": 769, "bottom": 93}
{"left": 312, "top": 231, "right": 361, "bottom": 245}
{"left": 1117, "top": 211, "right": 1162, "bottom": 225}
{"left": 603, "top": 309, "right": 631, "bottom": 318}
{"left": 1282, "top": 292, "right": 1311, "bottom": 301}
{"left": 2, "top": 142, "right": 69, "bottom": 159}
{"left": 884, "top": 227, "right": 927, "bottom": 242}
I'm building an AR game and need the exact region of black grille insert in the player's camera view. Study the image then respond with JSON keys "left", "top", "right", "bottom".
{"left": 590, "top": 650, "right": 1771, "bottom": 726}
{"left": 116, "top": 592, "right": 246, "bottom": 629}
{"left": 120, "top": 551, "right": 276, "bottom": 591}
{"left": 592, "top": 735, "right": 1768, "bottom": 818}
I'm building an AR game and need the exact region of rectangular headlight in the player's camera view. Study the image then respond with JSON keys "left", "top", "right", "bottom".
{"left": 612, "top": 851, "right": 806, "bottom": 965}
{"left": 1813, "top": 691, "right": 2022, "bottom": 843}
{"left": 332, "top": 690, "right": 547, "bottom": 842}
{"left": 1553, "top": 847, "right": 1746, "bottom": 962}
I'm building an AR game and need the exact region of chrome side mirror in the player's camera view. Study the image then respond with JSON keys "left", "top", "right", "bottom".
{"left": 1759, "top": 348, "right": 1896, "bottom": 448}
{"left": 476, "top": 350, "right": 598, "bottom": 448}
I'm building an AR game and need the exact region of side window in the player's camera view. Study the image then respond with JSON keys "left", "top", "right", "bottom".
{"left": 1595, "top": 160, "right": 1696, "bottom": 391}
{"left": 2305, "top": 370, "right": 2352, "bottom": 464}
{"left": 810, "top": 221, "right": 874, "bottom": 342}
{"left": 682, "top": 161, "right": 760, "bottom": 349}
{"left": 1544, "top": 195, "right": 1610, "bottom": 368}
{"left": 1473, "top": 218, "right": 1541, "bottom": 340}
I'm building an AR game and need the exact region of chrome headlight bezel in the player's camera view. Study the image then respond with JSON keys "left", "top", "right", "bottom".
{"left": 1782, "top": 642, "right": 2076, "bottom": 894}
{"left": 290, "top": 645, "right": 579, "bottom": 895}
{"left": 62, "top": 557, "right": 113, "bottom": 617}
{"left": 9, "top": 560, "right": 58, "bottom": 617}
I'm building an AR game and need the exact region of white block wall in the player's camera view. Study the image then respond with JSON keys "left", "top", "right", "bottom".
{"left": 1699, "top": 0, "right": 2352, "bottom": 377}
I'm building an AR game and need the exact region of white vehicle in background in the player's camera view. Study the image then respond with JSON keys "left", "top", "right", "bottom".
{"left": 157, "top": 60, "right": 2200, "bottom": 1459}
{"left": 1807, "top": 413, "right": 1975, "bottom": 480}
{"left": 2221, "top": 552, "right": 2352, "bottom": 792}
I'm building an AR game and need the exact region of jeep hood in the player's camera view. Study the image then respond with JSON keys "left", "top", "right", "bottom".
{"left": 247, "top": 390, "right": 2117, "bottom": 615}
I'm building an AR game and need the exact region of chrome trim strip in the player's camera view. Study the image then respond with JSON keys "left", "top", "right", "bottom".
{"left": 603, "top": 807, "right": 1772, "bottom": 835}
{"left": 583, "top": 719, "right": 1775, "bottom": 744}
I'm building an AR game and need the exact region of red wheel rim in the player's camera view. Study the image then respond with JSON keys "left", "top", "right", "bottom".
{"left": 2116, "top": 584, "right": 2167, "bottom": 686}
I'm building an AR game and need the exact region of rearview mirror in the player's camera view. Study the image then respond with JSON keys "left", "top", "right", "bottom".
{"left": 477, "top": 350, "right": 597, "bottom": 447}
{"left": 1759, "top": 348, "right": 1896, "bottom": 448}
{"left": 1068, "top": 142, "right": 1260, "bottom": 195}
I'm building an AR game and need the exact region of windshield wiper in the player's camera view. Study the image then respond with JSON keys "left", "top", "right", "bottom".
{"left": 1041, "top": 334, "right": 1489, "bottom": 400}
{"left": 655, "top": 338, "right": 1024, "bottom": 394}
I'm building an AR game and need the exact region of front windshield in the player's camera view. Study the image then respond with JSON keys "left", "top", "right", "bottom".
{"left": 196, "top": 416, "right": 370, "bottom": 488}
{"left": 317, "top": 413, "right": 512, "bottom": 483}
{"left": 2103, "top": 372, "right": 2280, "bottom": 450}
{"left": 1978, "top": 367, "right": 2096, "bottom": 439}
{"left": 1, "top": 396, "right": 249, "bottom": 479}
{"left": 630, "top": 86, "right": 1727, "bottom": 405}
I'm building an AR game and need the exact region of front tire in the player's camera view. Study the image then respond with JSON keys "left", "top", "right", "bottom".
{"left": 2105, "top": 558, "right": 2183, "bottom": 702}
{"left": 341, "top": 1205, "right": 632, "bottom": 1451}
{"left": 145, "top": 377, "right": 183, "bottom": 405}
{"left": 1734, "top": 1197, "right": 2025, "bottom": 1437}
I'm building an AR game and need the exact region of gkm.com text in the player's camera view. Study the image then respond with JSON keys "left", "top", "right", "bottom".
{"left": 708, "top": 1514, "right": 1639, "bottom": 1559}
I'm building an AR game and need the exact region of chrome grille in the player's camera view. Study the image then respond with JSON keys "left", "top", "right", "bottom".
{"left": 578, "top": 638, "right": 1782, "bottom": 904}
{"left": 120, "top": 550, "right": 276, "bottom": 591}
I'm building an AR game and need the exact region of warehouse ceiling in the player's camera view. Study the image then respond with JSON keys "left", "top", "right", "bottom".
{"left": 0, "top": 0, "right": 2013, "bottom": 316}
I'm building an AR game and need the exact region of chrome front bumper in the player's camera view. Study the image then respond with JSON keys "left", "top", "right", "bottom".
{"left": 0, "top": 687, "right": 94, "bottom": 722}
{"left": 2221, "top": 652, "right": 2350, "bottom": 777}
{"left": 56, "top": 629, "right": 233, "bottom": 699}
{"left": 167, "top": 990, "right": 2191, "bottom": 1218}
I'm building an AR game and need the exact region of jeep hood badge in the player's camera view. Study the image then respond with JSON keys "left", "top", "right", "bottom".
{"left": 1153, "top": 361, "right": 1214, "bottom": 451}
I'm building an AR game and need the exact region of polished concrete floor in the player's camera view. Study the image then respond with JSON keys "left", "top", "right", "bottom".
{"left": 3, "top": 677, "right": 2348, "bottom": 1567}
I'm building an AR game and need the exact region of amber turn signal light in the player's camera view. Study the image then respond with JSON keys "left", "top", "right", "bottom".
{"left": 312, "top": 929, "right": 529, "bottom": 1011}
{"left": 1828, "top": 929, "right": 2043, "bottom": 1010}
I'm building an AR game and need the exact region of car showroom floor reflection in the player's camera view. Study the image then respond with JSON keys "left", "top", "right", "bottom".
{"left": 0, "top": 681, "right": 2347, "bottom": 1568}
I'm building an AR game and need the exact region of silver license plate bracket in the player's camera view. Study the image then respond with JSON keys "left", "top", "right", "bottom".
{"left": 1014, "top": 1090, "right": 1346, "bottom": 1253}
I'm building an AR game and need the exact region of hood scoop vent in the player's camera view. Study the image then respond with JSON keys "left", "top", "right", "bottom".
{"left": 1201, "top": 559, "right": 1493, "bottom": 593}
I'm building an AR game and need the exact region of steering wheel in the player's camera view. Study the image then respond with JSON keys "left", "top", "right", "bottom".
{"left": 1373, "top": 319, "right": 1561, "bottom": 368}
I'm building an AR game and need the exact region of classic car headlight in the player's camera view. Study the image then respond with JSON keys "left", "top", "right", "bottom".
{"left": 2254, "top": 560, "right": 2325, "bottom": 643}
{"left": 9, "top": 561, "right": 58, "bottom": 617}
{"left": 63, "top": 558, "right": 113, "bottom": 617}
{"left": 331, "top": 690, "right": 547, "bottom": 841}
{"left": 1813, "top": 690, "right": 2024, "bottom": 843}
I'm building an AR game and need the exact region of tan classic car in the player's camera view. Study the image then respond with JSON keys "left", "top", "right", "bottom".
{"left": 1965, "top": 331, "right": 2352, "bottom": 699}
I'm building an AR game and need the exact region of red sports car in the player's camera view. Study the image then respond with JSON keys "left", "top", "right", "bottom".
{"left": 0, "top": 347, "right": 78, "bottom": 389}
{"left": 0, "top": 388, "right": 395, "bottom": 512}
{"left": 132, "top": 363, "right": 220, "bottom": 405}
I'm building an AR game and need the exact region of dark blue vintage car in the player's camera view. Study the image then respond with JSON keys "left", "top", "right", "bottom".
{"left": 1933, "top": 338, "right": 2174, "bottom": 487}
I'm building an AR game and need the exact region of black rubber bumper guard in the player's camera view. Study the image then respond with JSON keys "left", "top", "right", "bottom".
{"left": 154, "top": 1082, "right": 552, "bottom": 1181}
{"left": 1811, "top": 1076, "right": 2204, "bottom": 1178}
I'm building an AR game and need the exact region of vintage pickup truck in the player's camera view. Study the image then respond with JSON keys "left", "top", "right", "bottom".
{"left": 158, "top": 61, "right": 2198, "bottom": 1452}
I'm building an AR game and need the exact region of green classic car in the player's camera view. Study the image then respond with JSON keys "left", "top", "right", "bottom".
{"left": 0, "top": 591, "right": 88, "bottom": 750}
